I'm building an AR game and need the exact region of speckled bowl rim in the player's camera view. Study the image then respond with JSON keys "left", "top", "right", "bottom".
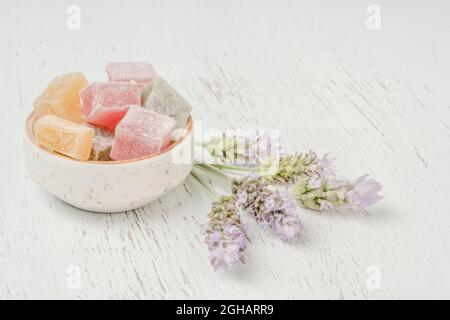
{"left": 25, "top": 112, "right": 193, "bottom": 165}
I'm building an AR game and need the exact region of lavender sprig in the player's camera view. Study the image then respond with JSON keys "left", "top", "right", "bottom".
{"left": 211, "top": 150, "right": 335, "bottom": 185}
{"left": 291, "top": 175, "right": 383, "bottom": 211}
{"left": 202, "top": 195, "right": 248, "bottom": 271}
{"left": 191, "top": 169, "right": 248, "bottom": 271}
{"left": 195, "top": 129, "right": 385, "bottom": 272}
{"left": 231, "top": 174, "right": 302, "bottom": 241}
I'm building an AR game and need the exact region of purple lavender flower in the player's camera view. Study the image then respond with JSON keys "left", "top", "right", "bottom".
{"left": 316, "top": 153, "right": 336, "bottom": 179}
{"left": 202, "top": 195, "right": 248, "bottom": 271}
{"left": 272, "top": 212, "right": 302, "bottom": 241}
{"left": 263, "top": 190, "right": 302, "bottom": 240}
{"left": 232, "top": 174, "right": 302, "bottom": 241}
{"left": 346, "top": 175, "right": 383, "bottom": 209}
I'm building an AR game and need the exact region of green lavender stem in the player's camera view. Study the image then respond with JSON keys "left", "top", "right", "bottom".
{"left": 190, "top": 168, "right": 221, "bottom": 200}
{"left": 195, "top": 164, "right": 232, "bottom": 181}
{"left": 210, "top": 164, "right": 255, "bottom": 173}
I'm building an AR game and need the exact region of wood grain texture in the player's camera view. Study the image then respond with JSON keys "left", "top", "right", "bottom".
{"left": 0, "top": 0, "right": 449, "bottom": 299}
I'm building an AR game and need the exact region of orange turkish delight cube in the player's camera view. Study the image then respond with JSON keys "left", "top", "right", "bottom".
{"left": 34, "top": 72, "right": 88, "bottom": 123}
{"left": 34, "top": 115, "right": 94, "bottom": 160}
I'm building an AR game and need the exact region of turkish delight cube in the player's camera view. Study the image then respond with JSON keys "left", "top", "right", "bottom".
{"left": 110, "top": 106, "right": 176, "bottom": 160}
{"left": 106, "top": 61, "right": 156, "bottom": 85}
{"left": 34, "top": 72, "right": 88, "bottom": 123}
{"left": 141, "top": 77, "right": 191, "bottom": 128}
{"left": 80, "top": 82, "right": 141, "bottom": 129}
{"left": 34, "top": 115, "right": 94, "bottom": 160}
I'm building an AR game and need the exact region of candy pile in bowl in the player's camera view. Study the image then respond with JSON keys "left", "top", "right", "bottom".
{"left": 33, "top": 62, "right": 191, "bottom": 161}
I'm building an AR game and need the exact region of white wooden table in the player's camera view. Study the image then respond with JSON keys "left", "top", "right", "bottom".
{"left": 1, "top": 0, "right": 449, "bottom": 299}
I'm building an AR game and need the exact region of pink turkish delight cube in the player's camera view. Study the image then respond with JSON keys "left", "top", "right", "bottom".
{"left": 105, "top": 62, "right": 156, "bottom": 85}
{"left": 80, "top": 82, "right": 141, "bottom": 129}
{"left": 110, "top": 106, "right": 177, "bottom": 161}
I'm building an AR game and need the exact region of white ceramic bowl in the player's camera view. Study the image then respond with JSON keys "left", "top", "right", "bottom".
{"left": 24, "top": 112, "right": 193, "bottom": 213}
